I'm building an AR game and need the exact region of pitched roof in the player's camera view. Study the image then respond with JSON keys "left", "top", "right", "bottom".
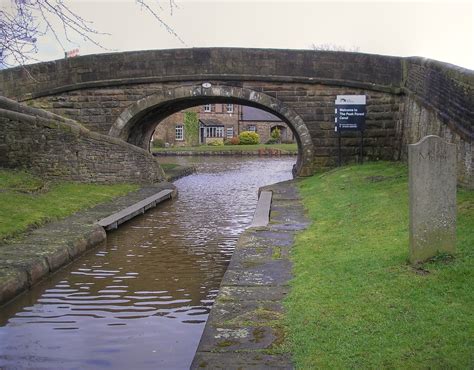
{"left": 199, "top": 119, "right": 224, "bottom": 127}
{"left": 241, "top": 106, "right": 282, "bottom": 122}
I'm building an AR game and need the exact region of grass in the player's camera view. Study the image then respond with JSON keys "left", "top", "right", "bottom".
{"left": 0, "top": 169, "right": 138, "bottom": 241}
{"left": 285, "top": 162, "right": 474, "bottom": 368}
{"left": 159, "top": 163, "right": 180, "bottom": 171}
{"left": 152, "top": 143, "right": 298, "bottom": 153}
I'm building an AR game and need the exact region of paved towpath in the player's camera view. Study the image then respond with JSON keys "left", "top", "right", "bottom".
{"left": 191, "top": 180, "right": 309, "bottom": 369}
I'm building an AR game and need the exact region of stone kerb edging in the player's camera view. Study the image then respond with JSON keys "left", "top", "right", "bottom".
{"left": 0, "top": 184, "right": 176, "bottom": 307}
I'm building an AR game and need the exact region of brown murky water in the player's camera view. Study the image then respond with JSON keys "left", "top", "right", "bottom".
{"left": 0, "top": 157, "right": 295, "bottom": 369}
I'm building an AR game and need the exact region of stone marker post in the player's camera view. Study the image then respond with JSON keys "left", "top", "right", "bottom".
{"left": 409, "top": 135, "right": 456, "bottom": 264}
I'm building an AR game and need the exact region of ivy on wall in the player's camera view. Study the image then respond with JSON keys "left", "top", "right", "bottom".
{"left": 183, "top": 111, "right": 199, "bottom": 146}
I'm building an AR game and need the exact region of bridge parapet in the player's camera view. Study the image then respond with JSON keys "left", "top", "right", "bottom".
{"left": 0, "top": 48, "right": 471, "bottom": 186}
{"left": 0, "top": 48, "right": 403, "bottom": 101}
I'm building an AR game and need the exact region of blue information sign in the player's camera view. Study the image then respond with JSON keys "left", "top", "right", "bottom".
{"left": 335, "top": 95, "right": 366, "bottom": 131}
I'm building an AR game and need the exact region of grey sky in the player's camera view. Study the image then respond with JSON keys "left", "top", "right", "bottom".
{"left": 31, "top": 0, "right": 474, "bottom": 69}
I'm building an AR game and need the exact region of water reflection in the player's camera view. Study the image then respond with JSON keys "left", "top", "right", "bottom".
{"left": 0, "top": 156, "right": 294, "bottom": 369}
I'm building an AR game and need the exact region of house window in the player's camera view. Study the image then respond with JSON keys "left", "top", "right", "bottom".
{"left": 205, "top": 126, "right": 224, "bottom": 138}
{"left": 175, "top": 125, "right": 184, "bottom": 140}
{"left": 248, "top": 125, "right": 257, "bottom": 132}
{"left": 226, "top": 127, "right": 234, "bottom": 138}
{"left": 203, "top": 104, "right": 212, "bottom": 112}
{"left": 226, "top": 104, "right": 233, "bottom": 113}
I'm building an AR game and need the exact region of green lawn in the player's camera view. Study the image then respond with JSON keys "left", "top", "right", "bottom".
{"left": 286, "top": 162, "right": 473, "bottom": 368}
{"left": 152, "top": 143, "right": 298, "bottom": 153}
{"left": 0, "top": 169, "right": 138, "bottom": 241}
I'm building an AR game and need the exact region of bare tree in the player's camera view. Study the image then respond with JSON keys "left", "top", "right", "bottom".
{"left": 0, "top": 0, "right": 185, "bottom": 68}
{"left": 311, "top": 43, "right": 360, "bottom": 52}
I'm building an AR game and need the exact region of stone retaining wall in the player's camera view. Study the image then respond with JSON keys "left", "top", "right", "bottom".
{"left": 0, "top": 97, "right": 165, "bottom": 184}
{"left": 401, "top": 95, "right": 473, "bottom": 188}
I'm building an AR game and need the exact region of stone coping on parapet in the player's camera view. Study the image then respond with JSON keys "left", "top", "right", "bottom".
{"left": 0, "top": 183, "right": 176, "bottom": 308}
{"left": 191, "top": 180, "right": 309, "bottom": 369}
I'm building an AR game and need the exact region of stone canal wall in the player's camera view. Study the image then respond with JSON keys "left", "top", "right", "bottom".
{"left": 0, "top": 97, "right": 165, "bottom": 184}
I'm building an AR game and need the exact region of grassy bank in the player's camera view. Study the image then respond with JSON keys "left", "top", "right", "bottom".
{"left": 152, "top": 143, "right": 298, "bottom": 153}
{"left": 286, "top": 162, "right": 473, "bottom": 368}
{"left": 0, "top": 169, "right": 138, "bottom": 241}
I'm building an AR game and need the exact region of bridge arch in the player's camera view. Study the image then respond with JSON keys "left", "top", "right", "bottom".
{"left": 109, "top": 84, "right": 315, "bottom": 176}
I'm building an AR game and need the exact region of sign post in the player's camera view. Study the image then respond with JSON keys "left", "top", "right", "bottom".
{"left": 334, "top": 95, "right": 366, "bottom": 165}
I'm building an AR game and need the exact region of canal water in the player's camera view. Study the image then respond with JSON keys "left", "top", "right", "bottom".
{"left": 0, "top": 156, "right": 295, "bottom": 369}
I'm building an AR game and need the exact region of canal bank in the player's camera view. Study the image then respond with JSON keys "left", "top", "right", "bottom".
{"left": 0, "top": 182, "right": 176, "bottom": 307}
{"left": 192, "top": 180, "right": 309, "bottom": 369}
{"left": 154, "top": 149, "right": 297, "bottom": 157}
{"left": 0, "top": 157, "right": 298, "bottom": 368}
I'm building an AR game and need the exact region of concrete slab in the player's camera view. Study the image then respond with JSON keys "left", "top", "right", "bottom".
{"left": 97, "top": 189, "right": 174, "bottom": 230}
{"left": 250, "top": 191, "right": 272, "bottom": 228}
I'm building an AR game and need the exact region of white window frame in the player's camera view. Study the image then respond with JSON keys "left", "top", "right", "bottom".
{"left": 248, "top": 125, "right": 257, "bottom": 132}
{"left": 205, "top": 126, "right": 224, "bottom": 138}
{"left": 226, "top": 104, "right": 234, "bottom": 113}
{"left": 203, "top": 104, "right": 212, "bottom": 112}
{"left": 226, "top": 127, "right": 234, "bottom": 138}
{"left": 175, "top": 125, "right": 184, "bottom": 141}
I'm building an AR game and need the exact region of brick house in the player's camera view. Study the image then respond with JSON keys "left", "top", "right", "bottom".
{"left": 152, "top": 104, "right": 295, "bottom": 147}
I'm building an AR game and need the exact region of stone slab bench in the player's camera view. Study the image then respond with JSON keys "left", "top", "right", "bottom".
{"left": 97, "top": 189, "right": 174, "bottom": 230}
{"left": 250, "top": 191, "right": 272, "bottom": 228}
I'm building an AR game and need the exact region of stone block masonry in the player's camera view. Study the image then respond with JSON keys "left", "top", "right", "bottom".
{"left": 0, "top": 48, "right": 471, "bottom": 185}
{"left": 25, "top": 81, "right": 404, "bottom": 174}
{"left": 0, "top": 97, "right": 165, "bottom": 184}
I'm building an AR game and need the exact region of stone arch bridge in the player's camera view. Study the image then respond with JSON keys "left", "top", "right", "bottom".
{"left": 0, "top": 48, "right": 472, "bottom": 185}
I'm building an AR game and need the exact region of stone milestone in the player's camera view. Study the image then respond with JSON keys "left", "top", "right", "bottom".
{"left": 408, "top": 135, "right": 457, "bottom": 264}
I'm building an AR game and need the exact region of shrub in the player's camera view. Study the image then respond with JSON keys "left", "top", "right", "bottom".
{"left": 271, "top": 127, "right": 281, "bottom": 141}
{"left": 226, "top": 136, "right": 240, "bottom": 145}
{"left": 239, "top": 131, "right": 260, "bottom": 145}
{"left": 266, "top": 138, "right": 279, "bottom": 145}
{"left": 152, "top": 139, "right": 165, "bottom": 148}
{"left": 207, "top": 139, "right": 224, "bottom": 146}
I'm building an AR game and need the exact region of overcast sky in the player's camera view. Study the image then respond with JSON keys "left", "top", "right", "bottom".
{"left": 29, "top": 0, "right": 474, "bottom": 70}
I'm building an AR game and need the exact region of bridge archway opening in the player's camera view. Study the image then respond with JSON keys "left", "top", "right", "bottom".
{"left": 109, "top": 85, "right": 314, "bottom": 176}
